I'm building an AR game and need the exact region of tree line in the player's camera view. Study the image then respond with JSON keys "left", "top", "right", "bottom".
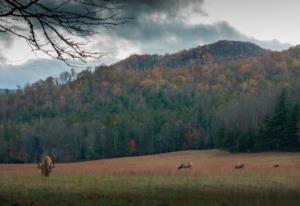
{"left": 0, "top": 47, "right": 300, "bottom": 163}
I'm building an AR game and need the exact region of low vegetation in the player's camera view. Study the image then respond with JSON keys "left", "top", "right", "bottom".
{"left": 0, "top": 150, "right": 299, "bottom": 206}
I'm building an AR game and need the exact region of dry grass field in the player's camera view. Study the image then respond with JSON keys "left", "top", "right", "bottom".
{"left": 0, "top": 150, "right": 300, "bottom": 206}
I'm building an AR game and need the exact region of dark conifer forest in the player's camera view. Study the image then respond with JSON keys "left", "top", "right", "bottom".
{"left": 1, "top": 41, "right": 300, "bottom": 163}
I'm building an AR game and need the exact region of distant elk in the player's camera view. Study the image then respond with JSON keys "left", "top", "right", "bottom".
{"left": 234, "top": 162, "right": 245, "bottom": 169}
{"left": 37, "top": 155, "right": 55, "bottom": 176}
{"left": 178, "top": 162, "right": 192, "bottom": 170}
{"left": 273, "top": 161, "right": 280, "bottom": 168}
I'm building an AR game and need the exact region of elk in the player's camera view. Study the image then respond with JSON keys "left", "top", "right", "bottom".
{"left": 273, "top": 161, "right": 280, "bottom": 168}
{"left": 234, "top": 162, "right": 245, "bottom": 169}
{"left": 37, "top": 155, "right": 55, "bottom": 176}
{"left": 178, "top": 162, "right": 192, "bottom": 170}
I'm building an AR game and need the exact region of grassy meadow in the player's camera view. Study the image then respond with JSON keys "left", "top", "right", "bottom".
{"left": 0, "top": 150, "right": 300, "bottom": 206}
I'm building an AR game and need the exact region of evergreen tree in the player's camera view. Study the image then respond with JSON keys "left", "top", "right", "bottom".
{"left": 257, "top": 115, "right": 273, "bottom": 151}
{"left": 258, "top": 90, "right": 288, "bottom": 151}
{"left": 272, "top": 89, "right": 288, "bottom": 150}
{"left": 215, "top": 125, "right": 226, "bottom": 148}
{"left": 284, "top": 104, "right": 299, "bottom": 151}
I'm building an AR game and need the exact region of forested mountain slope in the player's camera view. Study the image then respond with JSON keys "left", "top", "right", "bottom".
{"left": 0, "top": 41, "right": 299, "bottom": 163}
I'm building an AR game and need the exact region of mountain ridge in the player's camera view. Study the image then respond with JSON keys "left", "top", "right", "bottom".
{"left": 114, "top": 40, "right": 267, "bottom": 70}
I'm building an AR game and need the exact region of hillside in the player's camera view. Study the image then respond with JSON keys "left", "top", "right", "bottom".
{"left": 114, "top": 40, "right": 266, "bottom": 70}
{"left": 0, "top": 41, "right": 299, "bottom": 163}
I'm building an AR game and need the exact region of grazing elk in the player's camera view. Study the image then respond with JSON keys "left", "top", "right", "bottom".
{"left": 37, "top": 155, "right": 55, "bottom": 176}
{"left": 234, "top": 162, "right": 245, "bottom": 169}
{"left": 178, "top": 162, "right": 192, "bottom": 170}
{"left": 273, "top": 161, "right": 280, "bottom": 168}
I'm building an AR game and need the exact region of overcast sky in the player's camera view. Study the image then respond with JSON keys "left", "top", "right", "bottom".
{"left": 0, "top": 0, "right": 299, "bottom": 89}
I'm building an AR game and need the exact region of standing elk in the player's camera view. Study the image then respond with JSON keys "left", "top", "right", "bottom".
{"left": 178, "top": 162, "right": 192, "bottom": 170}
{"left": 234, "top": 162, "right": 245, "bottom": 169}
{"left": 37, "top": 155, "right": 55, "bottom": 176}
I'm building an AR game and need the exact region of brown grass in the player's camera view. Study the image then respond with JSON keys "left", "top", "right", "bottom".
{"left": 0, "top": 150, "right": 299, "bottom": 206}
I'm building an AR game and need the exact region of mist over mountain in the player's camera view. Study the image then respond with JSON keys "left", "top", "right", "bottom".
{"left": 0, "top": 89, "right": 6, "bottom": 94}
{"left": 0, "top": 89, "right": 16, "bottom": 94}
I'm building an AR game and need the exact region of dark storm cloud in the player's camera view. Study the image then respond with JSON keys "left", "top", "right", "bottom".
{"left": 115, "top": 20, "right": 241, "bottom": 43}
{"left": 37, "top": 0, "right": 291, "bottom": 52}
{"left": 94, "top": 0, "right": 290, "bottom": 57}
{"left": 1, "top": 0, "right": 290, "bottom": 52}
{"left": 119, "top": 0, "right": 206, "bottom": 17}
{"left": 110, "top": 21, "right": 247, "bottom": 54}
{"left": 100, "top": 17, "right": 289, "bottom": 58}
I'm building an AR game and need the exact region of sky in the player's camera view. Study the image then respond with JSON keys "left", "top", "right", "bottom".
{"left": 0, "top": 0, "right": 299, "bottom": 89}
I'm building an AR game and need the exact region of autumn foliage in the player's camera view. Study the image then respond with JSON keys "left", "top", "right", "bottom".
{"left": 0, "top": 41, "right": 300, "bottom": 162}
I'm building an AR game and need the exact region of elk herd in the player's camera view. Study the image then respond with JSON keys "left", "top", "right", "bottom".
{"left": 36, "top": 155, "right": 280, "bottom": 177}
{"left": 233, "top": 161, "right": 280, "bottom": 169}
{"left": 177, "top": 161, "right": 280, "bottom": 170}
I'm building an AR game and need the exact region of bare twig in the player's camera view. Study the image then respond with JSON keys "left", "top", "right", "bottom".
{"left": 0, "top": 0, "right": 128, "bottom": 65}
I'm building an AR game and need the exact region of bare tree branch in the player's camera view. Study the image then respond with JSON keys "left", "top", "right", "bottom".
{"left": 0, "top": 0, "right": 128, "bottom": 65}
